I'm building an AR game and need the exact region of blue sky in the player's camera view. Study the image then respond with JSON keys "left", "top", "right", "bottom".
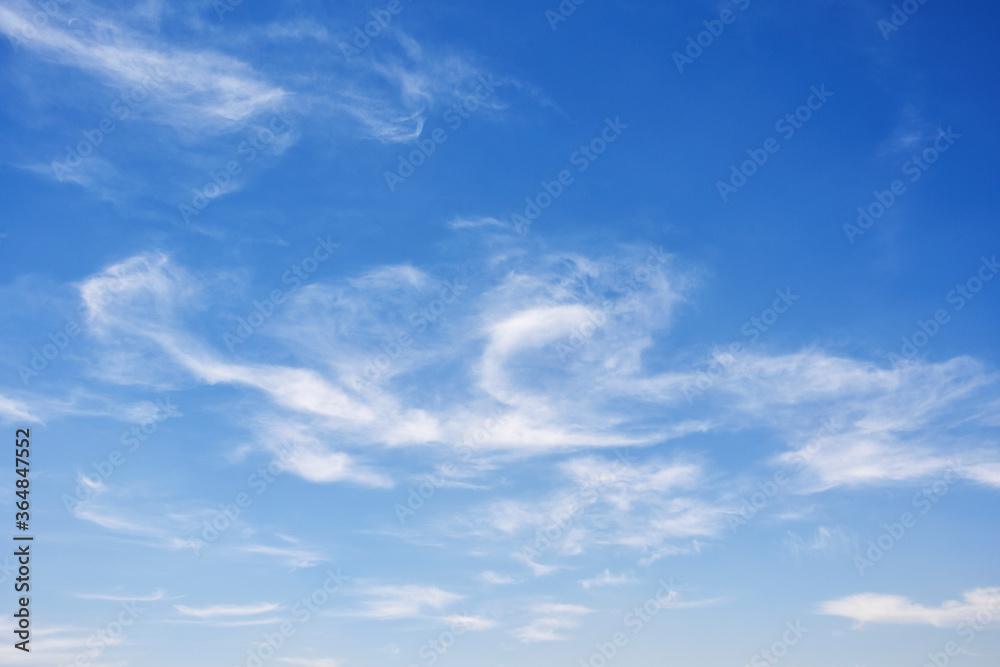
{"left": 1, "top": 0, "right": 999, "bottom": 665}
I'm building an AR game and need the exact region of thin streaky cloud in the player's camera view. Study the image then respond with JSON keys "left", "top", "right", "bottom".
{"left": 173, "top": 602, "right": 281, "bottom": 619}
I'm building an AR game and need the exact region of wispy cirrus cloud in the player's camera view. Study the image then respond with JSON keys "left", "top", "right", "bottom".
{"left": 0, "top": 392, "right": 38, "bottom": 422}
{"left": 75, "top": 589, "right": 168, "bottom": 602}
{"left": 25, "top": 243, "right": 1000, "bottom": 503}
{"left": 580, "top": 569, "right": 638, "bottom": 589}
{"left": 447, "top": 216, "right": 510, "bottom": 230}
{"left": 0, "top": 1, "right": 286, "bottom": 130}
{"left": 476, "top": 571, "right": 518, "bottom": 585}
{"left": 457, "top": 455, "right": 724, "bottom": 573}
{"left": 512, "top": 603, "right": 592, "bottom": 643}
{"left": 356, "top": 584, "right": 463, "bottom": 620}
{"left": 0, "top": 622, "right": 125, "bottom": 665}
{"left": 174, "top": 602, "right": 280, "bottom": 619}
{"left": 235, "top": 544, "right": 327, "bottom": 570}
{"left": 324, "top": 32, "right": 512, "bottom": 144}
{"left": 68, "top": 475, "right": 322, "bottom": 570}
{"left": 71, "top": 481, "right": 201, "bottom": 552}
{"left": 783, "top": 526, "right": 854, "bottom": 559}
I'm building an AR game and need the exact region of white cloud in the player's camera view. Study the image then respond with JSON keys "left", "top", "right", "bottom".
{"left": 580, "top": 569, "right": 637, "bottom": 589}
{"left": 448, "top": 216, "right": 510, "bottom": 230}
{"left": 441, "top": 615, "right": 496, "bottom": 631}
{"left": 623, "top": 347, "right": 999, "bottom": 492}
{"left": 67, "top": 249, "right": 683, "bottom": 487}
{"left": 277, "top": 659, "right": 341, "bottom": 667}
{"left": 357, "top": 585, "right": 463, "bottom": 620}
{"left": 962, "top": 462, "right": 1000, "bottom": 487}
{"left": 249, "top": 418, "right": 392, "bottom": 488}
{"left": 331, "top": 35, "right": 509, "bottom": 144}
{"left": 477, "top": 571, "right": 518, "bottom": 585}
{"left": 174, "top": 602, "right": 280, "bottom": 619}
{"left": 878, "top": 105, "right": 943, "bottom": 155}
{"left": 78, "top": 248, "right": 691, "bottom": 463}
{"left": 0, "top": 1, "right": 286, "bottom": 130}
{"left": 820, "top": 588, "right": 1000, "bottom": 628}
{"left": 236, "top": 544, "right": 327, "bottom": 569}
{"left": 70, "top": 477, "right": 273, "bottom": 557}
{"left": 465, "top": 455, "right": 725, "bottom": 572}
{"left": 735, "top": 353, "right": 1000, "bottom": 491}
{"left": 512, "top": 603, "right": 592, "bottom": 643}
{"left": 512, "top": 551, "right": 562, "bottom": 577}
{"left": 72, "top": 493, "right": 199, "bottom": 552}
{"left": 638, "top": 543, "right": 703, "bottom": 567}
{"left": 262, "top": 20, "right": 330, "bottom": 43}
{"left": 0, "top": 622, "right": 123, "bottom": 665}
{"left": 783, "top": 526, "right": 854, "bottom": 559}
{"left": 77, "top": 253, "right": 393, "bottom": 487}
{"left": 0, "top": 393, "right": 37, "bottom": 422}
{"left": 479, "top": 304, "right": 598, "bottom": 404}
{"left": 55, "top": 245, "right": 1000, "bottom": 503}
{"left": 75, "top": 589, "right": 167, "bottom": 602}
